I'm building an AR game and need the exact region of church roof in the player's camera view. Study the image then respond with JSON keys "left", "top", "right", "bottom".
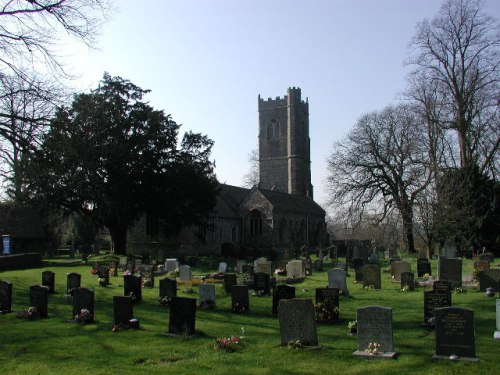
{"left": 213, "top": 184, "right": 250, "bottom": 218}
{"left": 257, "top": 187, "right": 326, "bottom": 216}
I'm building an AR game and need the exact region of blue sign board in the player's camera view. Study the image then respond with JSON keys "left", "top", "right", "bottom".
{"left": 2, "top": 235, "right": 11, "bottom": 255}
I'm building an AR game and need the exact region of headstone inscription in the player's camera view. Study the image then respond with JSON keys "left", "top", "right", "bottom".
{"left": 438, "top": 257, "right": 462, "bottom": 288}
{"left": 315, "top": 288, "right": 339, "bottom": 322}
{"left": 423, "top": 289, "right": 451, "bottom": 325}
{"left": 278, "top": 299, "right": 318, "bottom": 347}
{"left": 253, "top": 272, "right": 271, "bottom": 295}
{"left": 113, "top": 296, "right": 134, "bottom": 325}
{"left": 168, "top": 297, "right": 196, "bottom": 336}
{"left": 494, "top": 299, "right": 500, "bottom": 339}
{"left": 0, "top": 280, "right": 13, "bottom": 313}
{"left": 400, "top": 272, "right": 415, "bottom": 291}
{"left": 123, "top": 275, "right": 142, "bottom": 303}
{"left": 417, "top": 259, "right": 432, "bottom": 277}
{"left": 140, "top": 266, "right": 154, "bottom": 288}
{"left": 478, "top": 269, "right": 500, "bottom": 292}
{"left": 231, "top": 285, "right": 249, "bottom": 313}
{"left": 391, "top": 261, "right": 411, "bottom": 282}
{"left": 272, "top": 284, "right": 296, "bottom": 314}
{"left": 29, "top": 285, "right": 49, "bottom": 318}
{"left": 66, "top": 273, "right": 81, "bottom": 295}
{"left": 433, "top": 307, "right": 477, "bottom": 361}
{"left": 72, "top": 287, "right": 94, "bottom": 322}
{"left": 354, "top": 306, "right": 396, "bottom": 359}
{"left": 198, "top": 283, "right": 216, "bottom": 309}
{"left": 327, "top": 268, "right": 349, "bottom": 296}
{"left": 42, "top": 271, "right": 55, "bottom": 294}
{"left": 433, "top": 280, "right": 452, "bottom": 294}
{"left": 255, "top": 260, "right": 272, "bottom": 276}
{"left": 179, "top": 265, "right": 191, "bottom": 282}
{"left": 223, "top": 273, "right": 238, "bottom": 293}
{"left": 362, "top": 264, "right": 381, "bottom": 289}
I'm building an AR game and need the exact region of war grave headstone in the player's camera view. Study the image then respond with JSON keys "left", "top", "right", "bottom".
{"left": 314, "top": 259, "right": 323, "bottom": 272}
{"left": 315, "top": 288, "right": 339, "bottom": 323}
{"left": 438, "top": 257, "right": 462, "bottom": 288}
{"left": 423, "top": 289, "right": 452, "bottom": 326}
{"left": 400, "top": 272, "right": 415, "bottom": 291}
{"left": 179, "top": 265, "right": 191, "bottom": 282}
{"left": 478, "top": 269, "right": 500, "bottom": 292}
{"left": 113, "top": 296, "right": 135, "bottom": 326}
{"left": 417, "top": 259, "right": 432, "bottom": 277}
{"left": 353, "top": 306, "right": 397, "bottom": 359}
{"left": 278, "top": 298, "right": 318, "bottom": 347}
{"left": 362, "top": 264, "right": 381, "bottom": 290}
{"left": 231, "top": 285, "right": 249, "bottom": 313}
{"left": 432, "top": 307, "right": 477, "bottom": 361}
{"left": 123, "top": 274, "right": 142, "bottom": 303}
{"left": 0, "top": 280, "right": 12, "bottom": 313}
{"left": 98, "top": 266, "right": 110, "bottom": 286}
{"left": 42, "top": 271, "right": 55, "bottom": 294}
{"left": 479, "top": 252, "right": 495, "bottom": 263}
{"left": 29, "top": 285, "right": 49, "bottom": 318}
{"left": 255, "top": 260, "right": 272, "bottom": 276}
{"left": 391, "top": 261, "right": 411, "bottom": 282}
{"left": 236, "top": 259, "right": 247, "bottom": 273}
{"left": 223, "top": 273, "right": 238, "bottom": 293}
{"left": 199, "top": 283, "right": 216, "bottom": 310}
{"left": 166, "top": 296, "right": 197, "bottom": 336}
{"left": 473, "top": 260, "right": 490, "bottom": 273}
{"left": 253, "top": 272, "right": 271, "bottom": 295}
{"left": 218, "top": 262, "right": 227, "bottom": 273}
{"left": 272, "top": 284, "right": 296, "bottom": 314}
{"left": 72, "top": 287, "right": 94, "bottom": 323}
{"left": 494, "top": 299, "right": 500, "bottom": 339}
{"left": 327, "top": 268, "right": 349, "bottom": 296}
{"left": 286, "top": 260, "right": 305, "bottom": 279}
{"left": 140, "top": 265, "right": 154, "bottom": 288}
{"left": 304, "top": 258, "right": 313, "bottom": 276}
{"left": 352, "top": 258, "right": 365, "bottom": 283}
{"left": 165, "top": 258, "right": 179, "bottom": 272}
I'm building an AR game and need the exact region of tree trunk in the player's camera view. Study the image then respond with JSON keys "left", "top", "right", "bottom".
{"left": 109, "top": 224, "right": 128, "bottom": 255}
{"left": 400, "top": 202, "right": 416, "bottom": 254}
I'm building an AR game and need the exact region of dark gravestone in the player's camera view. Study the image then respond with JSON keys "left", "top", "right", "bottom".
{"left": 304, "top": 258, "right": 313, "bottom": 276}
{"left": 223, "top": 273, "right": 238, "bottom": 293}
{"left": 0, "top": 280, "right": 13, "bottom": 313}
{"left": 42, "top": 271, "right": 55, "bottom": 294}
{"left": 478, "top": 269, "right": 500, "bottom": 292}
{"left": 272, "top": 285, "right": 296, "bottom": 314}
{"left": 391, "top": 261, "right": 411, "bottom": 282}
{"left": 417, "top": 260, "right": 432, "bottom": 277}
{"left": 168, "top": 297, "right": 196, "bottom": 336}
{"left": 113, "top": 296, "right": 134, "bottom": 325}
{"left": 314, "top": 259, "right": 323, "bottom": 272}
{"left": 362, "top": 264, "right": 381, "bottom": 289}
{"left": 72, "top": 287, "right": 94, "bottom": 322}
{"left": 433, "top": 307, "right": 477, "bottom": 361}
{"left": 159, "top": 278, "right": 177, "bottom": 298}
{"left": 433, "top": 280, "right": 452, "bottom": 293}
{"left": 231, "top": 285, "right": 249, "bottom": 313}
{"left": 352, "top": 258, "right": 364, "bottom": 282}
{"left": 124, "top": 275, "right": 142, "bottom": 303}
{"left": 315, "top": 288, "right": 339, "bottom": 322}
{"left": 29, "top": 285, "right": 49, "bottom": 318}
{"left": 66, "top": 273, "right": 81, "bottom": 294}
{"left": 354, "top": 306, "right": 396, "bottom": 358}
{"left": 278, "top": 299, "right": 318, "bottom": 346}
{"left": 438, "top": 258, "right": 462, "bottom": 288}
{"left": 424, "top": 289, "right": 452, "bottom": 325}
{"left": 400, "top": 272, "right": 415, "bottom": 291}
{"left": 140, "top": 266, "right": 154, "bottom": 288}
{"left": 254, "top": 272, "right": 271, "bottom": 295}
{"left": 98, "top": 266, "right": 110, "bottom": 286}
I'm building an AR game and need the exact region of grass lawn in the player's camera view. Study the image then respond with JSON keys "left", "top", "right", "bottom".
{"left": 0, "top": 256, "right": 498, "bottom": 375}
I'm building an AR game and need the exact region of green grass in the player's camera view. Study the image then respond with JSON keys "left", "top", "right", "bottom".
{"left": 0, "top": 257, "right": 498, "bottom": 375}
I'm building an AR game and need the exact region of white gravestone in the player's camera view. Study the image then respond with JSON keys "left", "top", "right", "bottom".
{"left": 286, "top": 260, "right": 305, "bottom": 278}
{"left": 165, "top": 259, "right": 179, "bottom": 272}
{"left": 495, "top": 299, "right": 500, "bottom": 339}
{"left": 218, "top": 262, "right": 227, "bottom": 273}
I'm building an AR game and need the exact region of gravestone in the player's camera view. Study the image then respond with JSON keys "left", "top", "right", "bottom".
{"left": 286, "top": 260, "right": 305, "bottom": 279}
{"left": 231, "top": 285, "right": 249, "bottom": 313}
{"left": 123, "top": 275, "right": 142, "bottom": 303}
{"left": 400, "top": 272, "right": 415, "bottom": 291}
{"left": 333, "top": 261, "right": 347, "bottom": 271}
{"left": 438, "top": 257, "right": 462, "bottom": 288}
{"left": 327, "top": 268, "right": 349, "bottom": 296}
{"left": 113, "top": 296, "right": 134, "bottom": 325}
{"left": 29, "top": 285, "right": 49, "bottom": 318}
{"left": 352, "top": 258, "right": 364, "bottom": 282}
{"left": 119, "top": 256, "right": 127, "bottom": 271}
{"left": 126, "top": 261, "right": 135, "bottom": 274}
{"left": 165, "top": 258, "right": 179, "bottom": 272}
{"left": 272, "top": 284, "right": 296, "bottom": 314}
{"left": 140, "top": 266, "right": 154, "bottom": 288}
{"left": 433, "top": 307, "right": 477, "bottom": 361}
{"left": 72, "top": 287, "right": 94, "bottom": 322}
{"left": 424, "top": 289, "right": 452, "bottom": 325}
{"left": 253, "top": 272, "right": 271, "bottom": 295}
{"left": 253, "top": 257, "right": 267, "bottom": 268}
{"left": 354, "top": 306, "right": 396, "bottom": 359}
{"left": 479, "top": 252, "right": 494, "bottom": 263}
{"left": 433, "top": 280, "right": 452, "bottom": 294}
{"left": 315, "top": 288, "right": 339, "bottom": 322}
{"left": 42, "top": 271, "right": 55, "bottom": 294}
{"left": 218, "top": 262, "right": 227, "bottom": 273}
{"left": 255, "top": 260, "right": 272, "bottom": 275}
{"left": 236, "top": 259, "right": 247, "bottom": 273}
{"left": 314, "top": 259, "right": 323, "bottom": 272}
{"left": 168, "top": 297, "right": 196, "bottom": 336}
{"left": 159, "top": 277, "right": 177, "bottom": 299}
{"left": 473, "top": 260, "right": 490, "bottom": 273}
{"left": 417, "top": 259, "right": 432, "bottom": 277}
{"left": 223, "top": 273, "right": 238, "bottom": 293}
{"left": 0, "top": 280, "right": 13, "bottom": 313}
{"left": 66, "top": 273, "right": 81, "bottom": 295}
{"left": 478, "top": 269, "right": 500, "bottom": 292}
{"left": 179, "top": 265, "right": 191, "bottom": 282}
{"left": 109, "top": 261, "right": 118, "bottom": 276}
{"left": 362, "top": 264, "right": 381, "bottom": 290}
{"left": 242, "top": 264, "right": 254, "bottom": 276}
{"left": 391, "top": 261, "right": 411, "bottom": 282}
{"left": 495, "top": 299, "right": 500, "bottom": 339}
{"left": 368, "top": 252, "right": 379, "bottom": 264}
{"left": 443, "top": 240, "right": 457, "bottom": 258}
{"left": 98, "top": 266, "right": 110, "bottom": 286}
{"left": 198, "top": 283, "right": 216, "bottom": 309}
{"left": 304, "top": 258, "right": 313, "bottom": 276}
{"left": 278, "top": 299, "right": 318, "bottom": 346}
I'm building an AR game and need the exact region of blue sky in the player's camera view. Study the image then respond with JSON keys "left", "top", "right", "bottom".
{"left": 64, "top": 0, "right": 500, "bottom": 210}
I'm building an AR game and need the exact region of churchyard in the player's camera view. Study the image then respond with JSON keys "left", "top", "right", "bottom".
{"left": 0, "top": 254, "right": 499, "bottom": 374}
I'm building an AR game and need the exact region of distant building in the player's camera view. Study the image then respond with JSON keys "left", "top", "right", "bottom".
{"left": 0, "top": 205, "right": 46, "bottom": 254}
{"left": 127, "top": 88, "right": 328, "bottom": 258}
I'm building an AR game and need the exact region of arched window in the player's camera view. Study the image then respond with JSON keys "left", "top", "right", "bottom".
{"left": 267, "top": 120, "right": 279, "bottom": 140}
{"left": 250, "top": 209, "right": 263, "bottom": 234}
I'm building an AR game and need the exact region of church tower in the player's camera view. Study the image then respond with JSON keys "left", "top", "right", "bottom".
{"left": 258, "top": 87, "right": 313, "bottom": 198}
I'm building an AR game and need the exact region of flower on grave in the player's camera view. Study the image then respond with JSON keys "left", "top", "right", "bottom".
{"left": 422, "top": 273, "right": 431, "bottom": 280}
{"left": 67, "top": 287, "right": 76, "bottom": 296}
{"left": 17, "top": 306, "right": 39, "bottom": 319}
{"left": 74, "top": 308, "right": 93, "bottom": 323}
{"left": 251, "top": 290, "right": 265, "bottom": 297}
{"left": 142, "top": 278, "right": 152, "bottom": 288}
{"left": 90, "top": 268, "right": 98, "bottom": 275}
{"left": 314, "top": 301, "right": 339, "bottom": 321}
{"left": 232, "top": 302, "right": 247, "bottom": 314}
{"left": 98, "top": 277, "right": 107, "bottom": 287}
{"left": 453, "top": 287, "right": 464, "bottom": 294}
{"left": 158, "top": 296, "right": 172, "bottom": 307}
{"left": 348, "top": 320, "right": 357, "bottom": 329}
{"left": 200, "top": 299, "right": 215, "bottom": 310}
{"left": 286, "top": 340, "right": 304, "bottom": 350}
{"left": 214, "top": 335, "right": 243, "bottom": 352}
{"left": 109, "top": 268, "right": 116, "bottom": 276}
{"left": 400, "top": 284, "right": 410, "bottom": 292}
{"left": 124, "top": 270, "right": 131, "bottom": 276}
{"left": 274, "top": 268, "right": 286, "bottom": 276}
{"left": 128, "top": 292, "right": 137, "bottom": 302}
{"left": 427, "top": 317, "right": 436, "bottom": 327}
{"left": 365, "top": 342, "right": 381, "bottom": 354}
{"left": 364, "top": 285, "right": 375, "bottom": 291}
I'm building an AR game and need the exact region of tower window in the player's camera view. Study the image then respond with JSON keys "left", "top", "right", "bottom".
{"left": 267, "top": 120, "right": 279, "bottom": 140}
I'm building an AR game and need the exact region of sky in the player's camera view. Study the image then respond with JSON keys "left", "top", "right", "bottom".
{"left": 63, "top": 0, "right": 500, "bottom": 211}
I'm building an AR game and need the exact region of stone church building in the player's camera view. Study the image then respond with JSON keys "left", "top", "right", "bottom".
{"left": 127, "top": 87, "right": 328, "bottom": 258}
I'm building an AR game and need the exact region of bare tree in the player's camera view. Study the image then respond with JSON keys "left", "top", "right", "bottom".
{"left": 243, "top": 148, "right": 259, "bottom": 187}
{"left": 326, "top": 104, "right": 432, "bottom": 253}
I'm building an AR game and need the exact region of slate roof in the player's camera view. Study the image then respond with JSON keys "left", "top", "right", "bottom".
{"left": 257, "top": 188, "right": 325, "bottom": 216}
{"left": 0, "top": 206, "right": 46, "bottom": 238}
{"left": 213, "top": 184, "right": 250, "bottom": 218}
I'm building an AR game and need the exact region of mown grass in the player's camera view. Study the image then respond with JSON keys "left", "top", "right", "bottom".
{"left": 0, "top": 256, "right": 498, "bottom": 375}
